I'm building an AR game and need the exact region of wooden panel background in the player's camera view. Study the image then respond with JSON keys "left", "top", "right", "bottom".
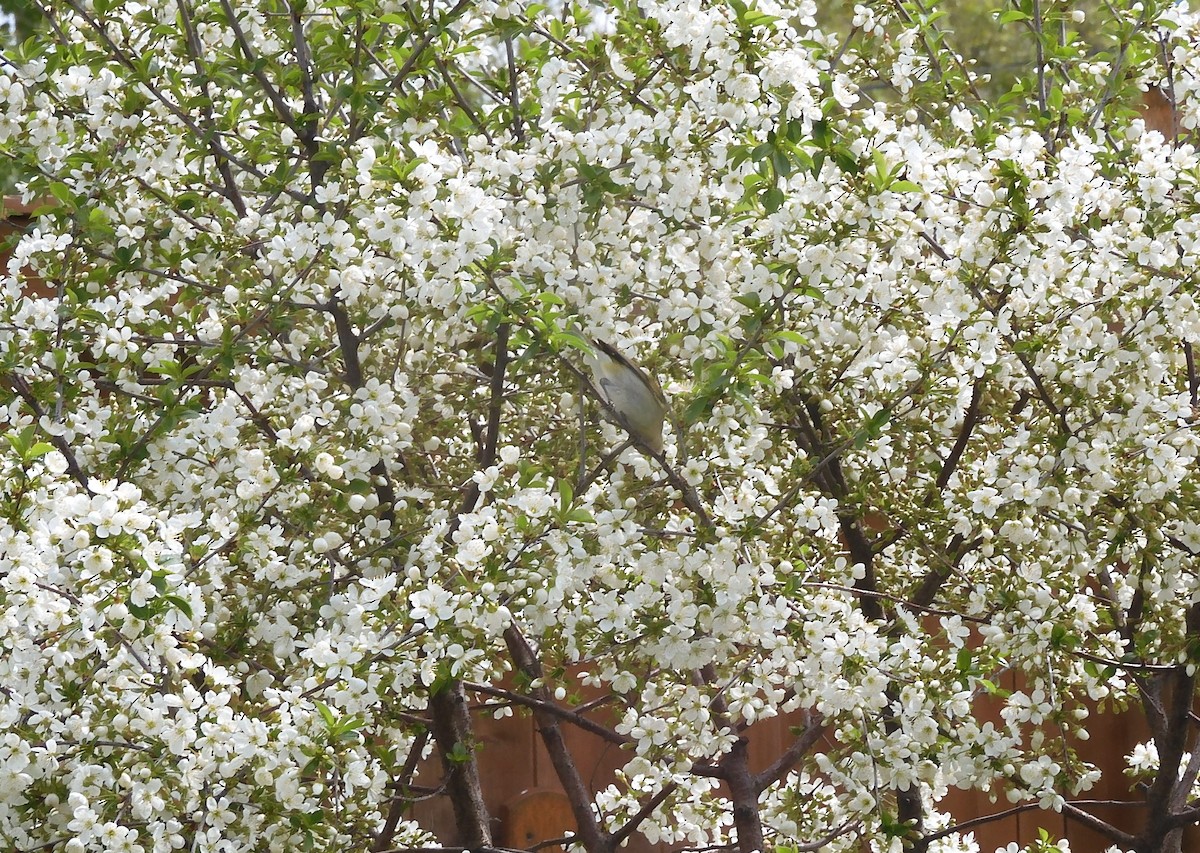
{"left": 405, "top": 684, "right": 1198, "bottom": 853}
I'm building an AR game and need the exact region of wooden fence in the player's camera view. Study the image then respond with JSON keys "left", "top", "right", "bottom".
{"left": 398, "top": 671, "right": 1183, "bottom": 853}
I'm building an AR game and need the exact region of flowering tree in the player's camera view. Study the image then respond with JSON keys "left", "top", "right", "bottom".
{"left": 4, "top": 0, "right": 1200, "bottom": 851}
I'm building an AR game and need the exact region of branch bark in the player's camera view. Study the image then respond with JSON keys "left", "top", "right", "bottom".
{"left": 698, "top": 663, "right": 764, "bottom": 853}
{"left": 463, "top": 680, "right": 629, "bottom": 746}
{"left": 1137, "top": 602, "right": 1200, "bottom": 853}
{"left": 503, "top": 624, "right": 614, "bottom": 853}
{"left": 428, "top": 681, "right": 493, "bottom": 849}
{"left": 372, "top": 729, "right": 431, "bottom": 853}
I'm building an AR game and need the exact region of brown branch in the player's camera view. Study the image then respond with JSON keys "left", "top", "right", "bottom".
{"left": 375, "top": 848, "right": 533, "bottom": 853}
{"left": 778, "top": 817, "right": 862, "bottom": 852}
{"left": 610, "top": 782, "right": 679, "bottom": 847}
{"left": 1185, "top": 342, "right": 1198, "bottom": 408}
{"left": 420, "top": 326, "right": 514, "bottom": 845}
{"left": 372, "top": 729, "right": 430, "bottom": 853}
{"left": 462, "top": 681, "right": 629, "bottom": 746}
{"left": 697, "top": 663, "right": 764, "bottom": 853}
{"left": 917, "top": 800, "right": 1136, "bottom": 850}
{"left": 217, "top": 0, "right": 299, "bottom": 131}
{"left": 2, "top": 372, "right": 90, "bottom": 490}
{"left": 840, "top": 510, "right": 884, "bottom": 621}
{"left": 176, "top": 0, "right": 248, "bottom": 217}
{"left": 63, "top": 0, "right": 286, "bottom": 200}
{"left": 753, "top": 714, "right": 827, "bottom": 792}
{"left": 936, "top": 377, "right": 985, "bottom": 489}
{"left": 427, "top": 681, "right": 492, "bottom": 848}
{"left": 504, "top": 624, "right": 612, "bottom": 853}
{"left": 1167, "top": 800, "right": 1200, "bottom": 828}
{"left": 1060, "top": 800, "right": 1138, "bottom": 848}
{"left": 330, "top": 299, "right": 364, "bottom": 389}
{"left": 1141, "top": 603, "right": 1200, "bottom": 849}
{"left": 504, "top": 36, "right": 525, "bottom": 144}
{"left": 445, "top": 323, "right": 510, "bottom": 543}
{"left": 385, "top": 0, "right": 474, "bottom": 93}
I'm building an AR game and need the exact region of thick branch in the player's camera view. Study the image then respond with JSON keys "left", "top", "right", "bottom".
{"left": 446, "top": 324, "right": 510, "bottom": 543}
{"left": 753, "top": 714, "right": 827, "bottom": 792}
{"left": 3, "top": 372, "right": 90, "bottom": 490}
{"left": 427, "top": 682, "right": 493, "bottom": 848}
{"left": 504, "top": 625, "right": 612, "bottom": 853}
{"left": 936, "top": 377, "right": 985, "bottom": 489}
{"left": 330, "top": 299, "right": 364, "bottom": 389}
{"left": 463, "top": 681, "right": 629, "bottom": 747}
{"left": 699, "top": 663, "right": 764, "bottom": 853}
{"left": 372, "top": 729, "right": 431, "bottom": 853}
{"left": 839, "top": 511, "right": 884, "bottom": 621}
{"left": 1140, "top": 603, "right": 1200, "bottom": 851}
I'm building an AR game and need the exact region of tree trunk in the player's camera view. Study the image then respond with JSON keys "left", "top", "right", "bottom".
{"left": 428, "top": 679, "right": 493, "bottom": 849}
{"left": 725, "top": 735, "right": 765, "bottom": 853}
{"left": 504, "top": 625, "right": 614, "bottom": 853}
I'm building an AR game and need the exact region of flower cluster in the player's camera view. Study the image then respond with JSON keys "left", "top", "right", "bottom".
{"left": 4, "top": 0, "right": 1200, "bottom": 851}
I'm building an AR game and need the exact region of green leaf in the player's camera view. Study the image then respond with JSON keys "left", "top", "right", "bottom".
{"left": 772, "top": 330, "right": 806, "bottom": 346}
{"left": 127, "top": 602, "right": 155, "bottom": 620}
{"left": 866, "top": 408, "right": 890, "bottom": 437}
{"left": 24, "top": 441, "right": 55, "bottom": 463}
{"left": 772, "top": 149, "right": 791, "bottom": 179}
{"left": 740, "top": 8, "right": 779, "bottom": 29}
{"left": 163, "top": 595, "right": 194, "bottom": 619}
{"left": 448, "top": 740, "right": 472, "bottom": 763}
{"left": 553, "top": 328, "right": 592, "bottom": 353}
{"left": 48, "top": 181, "right": 75, "bottom": 208}
{"left": 315, "top": 701, "right": 337, "bottom": 729}
{"left": 5, "top": 426, "right": 35, "bottom": 458}
{"left": 978, "top": 678, "right": 1011, "bottom": 699}
{"left": 683, "top": 395, "right": 711, "bottom": 426}
{"left": 113, "top": 245, "right": 138, "bottom": 270}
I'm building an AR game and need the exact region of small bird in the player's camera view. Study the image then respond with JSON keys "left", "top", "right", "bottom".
{"left": 586, "top": 339, "right": 669, "bottom": 454}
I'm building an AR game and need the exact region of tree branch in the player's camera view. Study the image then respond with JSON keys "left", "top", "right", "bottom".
{"left": 462, "top": 681, "right": 629, "bottom": 747}
{"left": 2, "top": 372, "right": 90, "bottom": 490}
{"left": 372, "top": 729, "right": 431, "bottom": 853}
{"left": 504, "top": 624, "right": 613, "bottom": 853}
{"left": 427, "top": 681, "right": 493, "bottom": 848}
{"left": 753, "top": 714, "right": 827, "bottom": 792}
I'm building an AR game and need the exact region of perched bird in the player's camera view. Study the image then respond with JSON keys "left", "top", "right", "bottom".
{"left": 586, "top": 339, "right": 669, "bottom": 454}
